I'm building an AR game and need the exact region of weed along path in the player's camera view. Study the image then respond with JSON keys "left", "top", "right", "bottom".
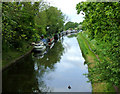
{"left": 2, "top": 35, "right": 92, "bottom": 92}
{"left": 77, "top": 32, "right": 116, "bottom": 92}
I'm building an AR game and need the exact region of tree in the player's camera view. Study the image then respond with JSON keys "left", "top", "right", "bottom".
{"left": 45, "top": 6, "right": 65, "bottom": 35}
{"left": 64, "top": 21, "right": 79, "bottom": 30}
{"left": 76, "top": 2, "right": 120, "bottom": 87}
{"left": 2, "top": 2, "right": 42, "bottom": 49}
{"left": 2, "top": 2, "right": 65, "bottom": 52}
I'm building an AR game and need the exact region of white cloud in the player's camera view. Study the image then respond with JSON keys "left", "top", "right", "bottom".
{"left": 44, "top": 0, "right": 85, "bottom": 23}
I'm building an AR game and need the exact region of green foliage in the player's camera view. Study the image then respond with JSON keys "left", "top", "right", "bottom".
{"left": 2, "top": 2, "right": 36, "bottom": 49}
{"left": 76, "top": 2, "right": 120, "bottom": 87}
{"left": 64, "top": 21, "right": 79, "bottom": 30}
{"left": 46, "top": 6, "right": 65, "bottom": 35}
{"left": 2, "top": 2, "right": 65, "bottom": 69}
{"left": 2, "top": 2, "right": 65, "bottom": 52}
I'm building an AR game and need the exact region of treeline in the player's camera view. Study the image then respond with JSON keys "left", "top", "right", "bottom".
{"left": 64, "top": 21, "right": 79, "bottom": 30}
{"left": 76, "top": 2, "right": 120, "bottom": 88}
{"left": 2, "top": 1, "right": 65, "bottom": 52}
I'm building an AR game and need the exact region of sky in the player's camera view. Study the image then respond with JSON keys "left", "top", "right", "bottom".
{"left": 45, "top": 0, "right": 86, "bottom": 23}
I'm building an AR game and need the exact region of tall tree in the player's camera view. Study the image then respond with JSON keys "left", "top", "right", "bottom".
{"left": 64, "top": 21, "right": 79, "bottom": 30}
{"left": 2, "top": 2, "right": 65, "bottom": 52}
{"left": 46, "top": 6, "right": 65, "bottom": 35}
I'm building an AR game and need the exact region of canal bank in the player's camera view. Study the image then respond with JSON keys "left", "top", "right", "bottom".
{"left": 77, "top": 32, "right": 115, "bottom": 92}
{"left": 2, "top": 43, "right": 33, "bottom": 71}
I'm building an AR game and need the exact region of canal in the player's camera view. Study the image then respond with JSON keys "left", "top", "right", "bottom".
{"left": 2, "top": 35, "right": 92, "bottom": 92}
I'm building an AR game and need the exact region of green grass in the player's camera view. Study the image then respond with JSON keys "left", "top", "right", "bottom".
{"left": 77, "top": 32, "right": 115, "bottom": 92}
{"left": 77, "top": 32, "right": 96, "bottom": 67}
{"left": 2, "top": 42, "right": 33, "bottom": 69}
{"left": 82, "top": 31, "right": 96, "bottom": 50}
{"left": 81, "top": 31, "right": 108, "bottom": 62}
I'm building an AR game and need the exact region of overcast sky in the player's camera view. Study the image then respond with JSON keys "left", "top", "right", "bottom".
{"left": 45, "top": 0, "right": 86, "bottom": 23}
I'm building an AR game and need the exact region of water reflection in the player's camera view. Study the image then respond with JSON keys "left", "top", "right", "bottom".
{"left": 32, "top": 41, "right": 65, "bottom": 92}
{"left": 32, "top": 51, "right": 46, "bottom": 59}
{"left": 41, "top": 37, "right": 91, "bottom": 92}
{"left": 32, "top": 36, "right": 91, "bottom": 92}
{"left": 2, "top": 36, "right": 92, "bottom": 93}
{"left": 2, "top": 54, "right": 40, "bottom": 92}
{"left": 32, "top": 41, "right": 64, "bottom": 70}
{"left": 2, "top": 40, "right": 65, "bottom": 93}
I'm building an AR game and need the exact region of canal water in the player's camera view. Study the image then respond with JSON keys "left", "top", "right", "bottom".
{"left": 2, "top": 35, "right": 92, "bottom": 92}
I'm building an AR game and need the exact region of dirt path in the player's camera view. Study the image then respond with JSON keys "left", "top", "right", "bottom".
{"left": 85, "top": 39, "right": 101, "bottom": 62}
{"left": 83, "top": 34, "right": 120, "bottom": 93}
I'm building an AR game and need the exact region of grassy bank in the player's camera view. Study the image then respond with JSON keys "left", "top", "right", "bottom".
{"left": 77, "top": 32, "right": 115, "bottom": 92}
{"left": 2, "top": 42, "right": 33, "bottom": 70}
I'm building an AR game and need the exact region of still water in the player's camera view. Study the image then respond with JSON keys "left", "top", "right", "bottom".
{"left": 2, "top": 36, "right": 92, "bottom": 92}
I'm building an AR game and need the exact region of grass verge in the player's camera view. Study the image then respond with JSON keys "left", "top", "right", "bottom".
{"left": 77, "top": 32, "right": 115, "bottom": 92}
{"left": 2, "top": 42, "right": 33, "bottom": 70}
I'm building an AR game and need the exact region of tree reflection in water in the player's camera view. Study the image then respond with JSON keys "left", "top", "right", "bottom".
{"left": 2, "top": 54, "right": 40, "bottom": 93}
{"left": 2, "top": 40, "right": 64, "bottom": 93}
{"left": 32, "top": 40, "right": 65, "bottom": 92}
